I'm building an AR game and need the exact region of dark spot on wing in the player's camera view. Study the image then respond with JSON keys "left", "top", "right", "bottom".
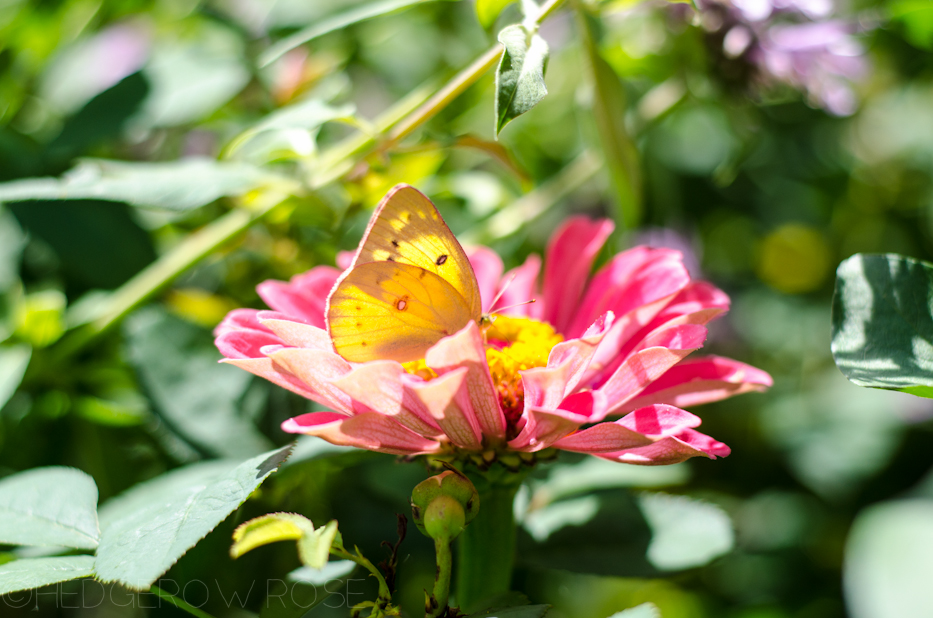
{"left": 356, "top": 322, "right": 362, "bottom": 327}
{"left": 387, "top": 256, "right": 395, "bottom": 261}
{"left": 361, "top": 341, "right": 367, "bottom": 347}
{"left": 436, "top": 254, "right": 448, "bottom": 266}
{"left": 356, "top": 305, "right": 362, "bottom": 311}
{"left": 391, "top": 240, "right": 399, "bottom": 247}
{"left": 396, "top": 295, "right": 409, "bottom": 311}
{"left": 419, "top": 270, "right": 427, "bottom": 279}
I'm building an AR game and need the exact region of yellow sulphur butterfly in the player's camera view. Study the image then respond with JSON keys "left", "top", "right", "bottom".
{"left": 326, "top": 184, "right": 483, "bottom": 363}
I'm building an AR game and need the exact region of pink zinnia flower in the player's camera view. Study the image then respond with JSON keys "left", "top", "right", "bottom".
{"left": 215, "top": 210, "right": 771, "bottom": 465}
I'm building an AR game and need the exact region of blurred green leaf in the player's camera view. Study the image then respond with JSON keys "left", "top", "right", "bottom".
{"left": 0, "top": 344, "right": 31, "bottom": 410}
{"left": 0, "top": 208, "right": 25, "bottom": 290}
{"left": 890, "top": 1, "right": 933, "bottom": 49}
{"left": 0, "top": 159, "right": 280, "bottom": 211}
{"left": 607, "top": 603, "right": 661, "bottom": 618}
{"left": 0, "top": 467, "right": 99, "bottom": 549}
{"left": 577, "top": 10, "right": 641, "bottom": 228}
{"left": 257, "top": 561, "right": 356, "bottom": 618}
{"left": 832, "top": 254, "right": 933, "bottom": 396}
{"left": 0, "top": 556, "right": 96, "bottom": 595}
{"left": 125, "top": 307, "right": 273, "bottom": 458}
{"left": 14, "top": 290, "right": 66, "bottom": 348}
{"left": 528, "top": 457, "right": 688, "bottom": 503}
{"left": 468, "top": 605, "right": 550, "bottom": 617}
{"left": 845, "top": 499, "right": 933, "bottom": 618}
{"left": 225, "top": 99, "right": 356, "bottom": 160}
{"left": 95, "top": 446, "right": 291, "bottom": 590}
{"left": 73, "top": 392, "right": 150, "bottom": 427}
{"left": 260, "top": 0, "right": 447, "bottom": 66}
{"left": 638, "top": 493, "right": 734, "bottom": 571}
{"left": 495, "top": 24, "right": 549, "bottom": 135}
{"left": 476, "top": 0, "right": 516, "bottom": 28}
{"left": 522, "top": 495, "right": 601, "bottom": 542}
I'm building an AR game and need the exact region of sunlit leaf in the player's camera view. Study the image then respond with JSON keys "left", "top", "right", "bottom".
{"left": 0, "top": 467, "right": 99, "bottom": 550}
{"left": 476, "top": 0, "right": 517, "bottom": 28}
{"left": 495, "top": 24, "right": 549, "bottom": 135}
{"left": 0, "top": 158, "right": 282, "bottom": 212}
{"left": 522, "top": 496, "right": 601, "bottom": 542}
{"left": 889, "top": 0, "right": 933, "bottom": 49}
{"left": 638, "top": 493, "right": 734, "bottom": 571}
{"left": 94, "top": 446, "right": 291, "bottom": 590}
{"left": 832, "top": 254, "right": 933, "bottom": 396}
{"left": 0, "top": 344, "right": 31, "bottom": 410}
{"left": 845, "top": 499, "right": 933, "bottom": 618}
{"left": 0, "top": 556, "right": 96, "bottom": 595}
{"left": 231, "top": 513, "right": 340, "bottom": 569}
{"left": 225, "top": 100, "right": 356, "bottom": 160}
{"left": 608, "top": 603, "right": 661, "bottom": 618}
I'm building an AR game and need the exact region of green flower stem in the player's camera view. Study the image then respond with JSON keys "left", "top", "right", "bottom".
{"left": 150, "top": 585, "right": 218, "bottom": 618}
{"left": 429, "top": 537, "right": 454, "bottom": 617}
{"left": 455, "top": 481, "right": 520, "bottom": 612}
{"left": 331, "top": 546, "right": 394, "bottom": 608}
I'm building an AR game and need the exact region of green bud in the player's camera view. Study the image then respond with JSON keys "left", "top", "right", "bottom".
{"left": 411, "top": 469, "right": 480, "bottom": 539}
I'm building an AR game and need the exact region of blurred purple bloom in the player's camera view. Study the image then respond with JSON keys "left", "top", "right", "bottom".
{"left": 691, "top": 0, "right": 869, "bottom": 116}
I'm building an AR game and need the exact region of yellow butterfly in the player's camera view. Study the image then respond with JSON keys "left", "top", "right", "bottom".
{"left": 326, "top": 184, "right": 483, "bottom": 363}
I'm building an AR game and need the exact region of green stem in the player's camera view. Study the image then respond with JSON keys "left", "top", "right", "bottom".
{"left": 429, "top": 537, "right": 453, "bottom": 617}
{"left": 332, "top": 546, "right": 394, "bottom": 606}
{"left": 455, "top": 482, "right": 520, "bottom": 612}
{"left": 150, "top": 585, "right": 218, "bottom": 618}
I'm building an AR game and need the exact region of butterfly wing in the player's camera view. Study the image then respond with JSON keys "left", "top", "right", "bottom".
{"left": 327, "top": 261, "right": 476, "bottom": 363}
{"left": 350, "top": 184, "right": 483, "bottom": 319}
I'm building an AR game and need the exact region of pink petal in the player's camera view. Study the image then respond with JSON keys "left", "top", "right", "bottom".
{"left": 258, "top": 317, "right": 332, "bottom": 350}
{"left": 494, "top": 254, "right": 541, "bottom": 318}
{"left": 222, "top": 357, "right": 320, "bottom": 403}
{"left": 281, "top": 411, "right": 441, "bottom": 455}
{"left": 328, "top": 361, "right": 443, "bottom": 439}
{"left": 567, "top": 247, "right": 689, "bottom": 338}
{"left": 256, "top": 266, "right": 340, "bottom": 328}
{"left": 521, "top": 312, "right": 614, "bottom": 412}
{"left": 214, "top": 308, "right": 271, "bottom": 337}
{"left": 596, "top": 428, "right": 730, "bottom": 465}
{"left": 554, "top": 404, "right": 700, "bottom": 453}
{"left": 266, "top": 347, "right": 361, "bottom": 414}
{"left": 336, "top": 251, "right": 354, "bottom": 270}
{"left": 215, "top": 330, "right": 283, "bottom": 360}
{"left": 619, "top": 356, "right": 773, "bottom": 411}
{"left": 405, "top": 368, "right": 484, "bottom": 449}
{"left": 543, "top": 217, "right": 615, "bottom": 334}
{"left": 468, "top": 246, "right": 504, "bottom": 314}
{"left": 596, "top": 331, "right": 706, "bottom": 418}
{"left": 508, "top": 403, "right": 589, "bottom": 452}
{"left": 425, "top": 321, "right": 506, "bottom": 441}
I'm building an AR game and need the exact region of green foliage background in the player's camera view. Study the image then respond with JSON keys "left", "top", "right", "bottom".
{"left": 1, "top": 0, "right": 933, "bottom": 616}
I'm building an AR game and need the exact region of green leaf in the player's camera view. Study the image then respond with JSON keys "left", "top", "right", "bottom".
{"left": 468, "top": 605, "right": 550, "bottom": 617}
{"left": 832, "top": 253, "right": 933, "bottom": 396}
{"left": 125, "top": 307, "right": 273, "bottom": 457}
{"left": 0, "top": 556, "right": 96, "bottom": 595}
{"left": 0, "top": 158, "right": 283, "bottom": 211}
{"left": 608, "top": 603, "right": 661, "bottom": 618}
{"left": 522, "top": 496, "right": 601, "bottom": 542}
{"left": 0, "top": 467, "right": 100, "bottom": 550}
{"left": 231, "top": 513, "right": 340, "bottom": 568}
{"left": 638, "top": 493, "right": 734, "bottom": 571}
{"left": 260, "top": 0, "right": 446, "bottom": 67}
{"left": 889, "top": 0, "right": 933, "bottom": 49}
{"left": 0, "top": 207, "right": 25, "bottom": 290}
{"left": 225, "top": 100, "right": 356, "bottom": 160}
{"left": 259, "top": 561, "right": 357, "bottom": 618}
{"left": 844, "top": 499, "right": 933, "bottom": 618}
{"left": 0, "top": 344, "right": 31, "bottom": 410}
{"left": 577, "top": 10, "right": 641, "bottom": 228}
{"left": 495, "top": 24, "right": 549, "bottom": 135}
{"left": 476, "top": 0, "right": 516, "bottom": 28}
{"left": 94, "top": 446, "right": 291, "bottom": 590}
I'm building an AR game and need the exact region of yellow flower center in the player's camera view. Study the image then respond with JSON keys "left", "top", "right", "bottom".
{"left": 403, "top": 316, "right": 563, "bottom": 433}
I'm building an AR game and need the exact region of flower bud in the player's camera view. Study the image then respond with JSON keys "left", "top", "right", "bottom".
{"left": 411, "top": 470, "right": 479, "bottom": 540}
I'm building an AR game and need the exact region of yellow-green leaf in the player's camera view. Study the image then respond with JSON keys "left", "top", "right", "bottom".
{"left": 231, "top": 513, "right": 315, "bottom": 559}
{"left": 476, "top": 0, "right": 516, "bottom": 28}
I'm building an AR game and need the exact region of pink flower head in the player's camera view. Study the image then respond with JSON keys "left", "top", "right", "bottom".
{"left": 215, "top": 189, "right": 771, "bottom": 465}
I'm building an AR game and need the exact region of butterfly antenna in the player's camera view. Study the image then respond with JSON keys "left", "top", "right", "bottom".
{"left": 487, "top": 272, "right": 519, "bottom": 313}
{"left": 491, "top": 299, "right": 536, "bottom": 315}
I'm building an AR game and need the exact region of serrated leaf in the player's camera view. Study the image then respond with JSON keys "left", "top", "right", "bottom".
{"left": 638, "top": 493, "right": 734, "bottom": 571}
{"left": 0, "top": 344, "right": 31, "bottom": 411}
{"left": 0, "top": 467, "right": 100, "bottom": 550}
{"left": 832, "top": 254, "right": 933, "bottom": 396}
{"left": 0, "top": 158, "right": 282, "bottom": 211}
{"left": 495, "top": 24, "right": 549, "bottom": 135}
{"left": 608, "top": 603, "right": 661, "bottom": 618}
{"left": 0, "top": 556, "right": 96, "bottom": 595}
{"left": 94, "top": 446, "right": 290, "bottom": 590}
{"left": 477, "top": 0, "right": 516, "bottom": 28}
{"left": 844, "top": 499, "right": 933, "bottom": 618}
